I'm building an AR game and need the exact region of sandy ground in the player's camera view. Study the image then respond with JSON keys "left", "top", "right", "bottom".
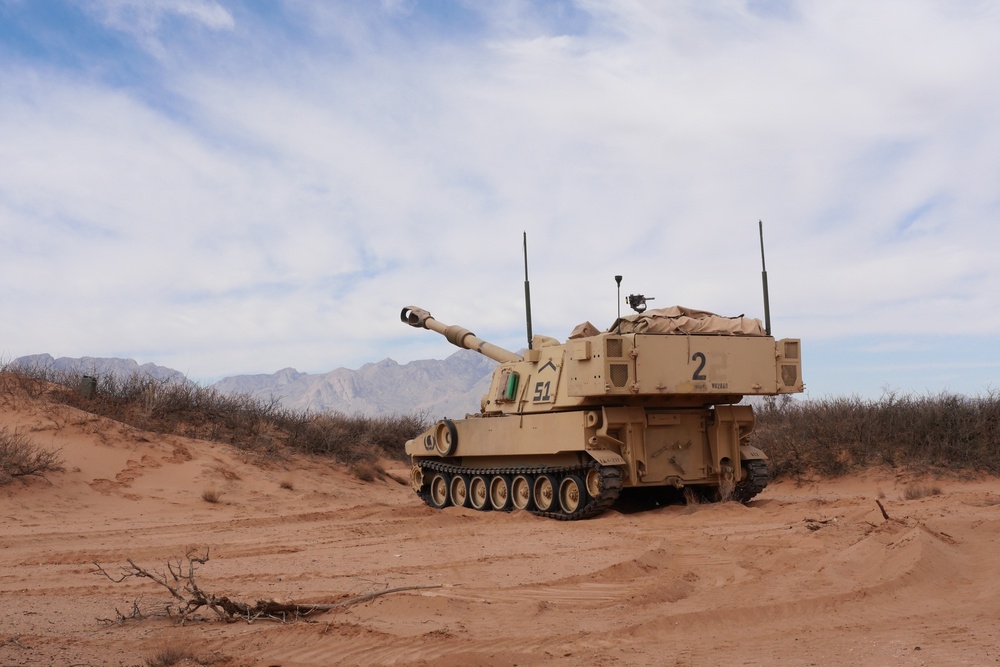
{"left": 3, "top": 393, "right": 1000, "bottom": 667}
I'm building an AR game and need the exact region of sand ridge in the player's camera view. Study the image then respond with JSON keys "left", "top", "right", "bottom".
{"left": 2, "top": 395, "right": 1000, "bottom": 666}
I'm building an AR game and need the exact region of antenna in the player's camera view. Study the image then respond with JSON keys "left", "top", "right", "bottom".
{"left": 614, "top": 275, "right": 623, "bottom": 335}
{"left": 523, "top": 232, "right": 533, "bottom": 350}
{"left": 759, "top": 220, "right": 772, "bottom": 336}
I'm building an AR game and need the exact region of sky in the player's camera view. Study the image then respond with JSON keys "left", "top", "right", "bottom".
{"left": 1, "top": 0, "right": 999, "bottom": 399}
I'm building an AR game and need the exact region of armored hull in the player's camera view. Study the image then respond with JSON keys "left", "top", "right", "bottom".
{"left": 402, "top": 305, "right": 802, "bottom": 519}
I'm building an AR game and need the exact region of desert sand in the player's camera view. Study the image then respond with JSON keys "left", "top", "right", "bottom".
{"left": 3, "top": 395, "right": 1000, "bottom": 667}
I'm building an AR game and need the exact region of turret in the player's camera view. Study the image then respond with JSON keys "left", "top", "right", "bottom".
{"left": 400, "top": 306, "right": 523, "bottom": 364}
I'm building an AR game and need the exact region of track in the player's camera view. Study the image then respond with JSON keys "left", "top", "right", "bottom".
{"left": 732, "top": 459, "right": 769, "bottom": 502}
{"left": 416, "top": 460, "right": 623, "bottom": 520}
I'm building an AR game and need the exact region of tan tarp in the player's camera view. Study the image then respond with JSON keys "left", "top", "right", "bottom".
{"left": 568, "top": 321, "right": 601, "bottom": 339}
{"left": 577, "top": 305, "right": 765, "bottom": 337}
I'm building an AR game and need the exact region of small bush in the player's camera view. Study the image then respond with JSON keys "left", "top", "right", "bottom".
{"left": 145, "top": 646, "right": 199, "bottom": 667}
{"left": 201, "top": 488, "right": 221, "bottom": 504}
{"left": 279, "top": 478, "right": 294, "bottom": 490}
{"left": 0, "top": 427, "right": 64, "bottom": 485}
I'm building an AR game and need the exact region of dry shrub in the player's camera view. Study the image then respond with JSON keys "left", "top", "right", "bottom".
{"left": 279, "top": 478, "right": 294, "bottom": 490}
{"left": 284, "top": 413, "right": 422, "bottom": 463}
{"left": 683, "top": 487, "right": 703, "bottom": 505}
{"left": 349, "top": 460, "right": 377, "bottom": 482}
{"left": 201, "top": 487, "right": 221, "bottom": 504}
{"left": 0, "top": 427, "right": 64, "bottom": 485}
{"left": 349, "top": 458, "right": 390, "bottom": 482}
{"left": 0, "top": 367, "right": 50, "bottom": 402}
{"left": 717, "top": 475, "right": 736, "bottom": 503}
{"left": 904, "top": 483, "right": 943, "bottom": 500}
{"left": 752, "top": 390, "right": 1000, "bottom": 479}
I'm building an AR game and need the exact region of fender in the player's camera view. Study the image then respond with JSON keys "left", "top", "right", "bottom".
{"left": 740, "top": 444, "right": 769, "bottom": 461}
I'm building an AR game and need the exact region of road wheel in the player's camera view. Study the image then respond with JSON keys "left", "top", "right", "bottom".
{"left": 558, "top": 475, "right": 585, "bottom": 514}
{"left": 489, "top": 475, "right": 512, "bottom": 510}
{"left": 449, "top": 474, "right": 469, "bottom": 508}
{"left": 511, "top": 475, "right": 533, "bottom": 511}
{"left": 533, "top": 474, "right": 557, "bottom": 512}
{"left": 469, "top": 475, "right": 490, "bottom": 511}
{"left": 428, "top": 472, "right": 450, "bottom": 509}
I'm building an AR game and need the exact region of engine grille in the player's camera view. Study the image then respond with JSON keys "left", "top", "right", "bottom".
{"left": 610, "top": 363, "right": 629, "bottom": 388}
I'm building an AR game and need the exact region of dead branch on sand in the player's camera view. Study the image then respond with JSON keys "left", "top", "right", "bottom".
{"left": 383, "top": 469, "right": 410, "bottom": 486}
{"left": 96, "top": 598, "right": 148, "bottom": 626}
{"left": 93, "top": 548, "right": 442, "bottom": 624}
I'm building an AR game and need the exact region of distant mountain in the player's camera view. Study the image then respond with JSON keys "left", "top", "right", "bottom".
{"left": 209, "top": 349, "right": 496, "bottom": 418}
{"left": 10, "top": 354, "right": 188, "bottom": 383}
{"left": 11, "top": 350, "right": 497, "bottom": 418}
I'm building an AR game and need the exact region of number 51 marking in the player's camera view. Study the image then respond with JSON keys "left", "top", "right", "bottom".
{"left": 533, "top": 380, "right": 552, "bottom": 402}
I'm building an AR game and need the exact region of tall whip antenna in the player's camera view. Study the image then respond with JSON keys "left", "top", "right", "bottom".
{"left": 523, "top": 232, "right": 533, "bottom": 350}
{"left": 759, "top": 220, "right": 772, "bottom": 336}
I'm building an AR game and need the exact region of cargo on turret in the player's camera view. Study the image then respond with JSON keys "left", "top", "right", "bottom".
{"left": 401, "top": 300, "right": 803, "bottom": 520}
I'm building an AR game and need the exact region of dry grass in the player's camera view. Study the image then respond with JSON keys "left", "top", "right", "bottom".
{"left": 9, "top": 362, "right": 996, "bottom": 486}
{"left": 201, "top": 487, "right": 221, "bottom": 504}
{"left": 0, "top": 363, "right": 426, "bottom": 480}
{"left": 145, "top": 645, "right": 200, "bottom": 667}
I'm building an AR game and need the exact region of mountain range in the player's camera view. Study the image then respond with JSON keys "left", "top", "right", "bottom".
{"left": 10, "top": 351, "right": 496, "bottom": 418}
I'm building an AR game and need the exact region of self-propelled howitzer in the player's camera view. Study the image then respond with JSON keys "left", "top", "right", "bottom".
{"left": 401, "top": 304, "right": 803, "bottom": 520}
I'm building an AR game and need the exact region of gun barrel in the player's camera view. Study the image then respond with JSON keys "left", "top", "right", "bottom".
{"left": 401, "top": 306, "right": 523, "bottom": 364}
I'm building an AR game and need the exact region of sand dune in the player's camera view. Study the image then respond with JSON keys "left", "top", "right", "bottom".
{"left": 3, "top": 394, "right": 999, "bottom": 666}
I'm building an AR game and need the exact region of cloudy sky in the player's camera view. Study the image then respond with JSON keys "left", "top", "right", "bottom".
{"left": 1, "top": 0, "right": 998, "bottom": 399}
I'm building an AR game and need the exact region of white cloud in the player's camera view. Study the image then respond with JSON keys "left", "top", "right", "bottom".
{"left": 1, "top": 0, "right": 999, "bottom": 396}
{"left": 77, "top": 0, "right": 234, "bottom": 57}
{"left": 85, "top": 0, "right": 235, "bottom": 31}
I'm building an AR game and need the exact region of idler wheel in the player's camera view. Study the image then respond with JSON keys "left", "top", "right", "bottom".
{"left": 533, "top": 474, "right": 558, "bottom": 512}
{"left": 488, "top": 475, "right": 512, "bottom": 511}
{"left": 511, "top": 475, "right": 533, "bottom": 511}
{"left": 428, "top": 472, "right": 450, "bottom": 509}
{"left": 585, "top": 467, "right": 602, "bottom": 498}
{"left": 469, "top": 475, "right": 490, "bottom": 511}
{"left": 410, "top": 466, "right": 425, "bottom": 493}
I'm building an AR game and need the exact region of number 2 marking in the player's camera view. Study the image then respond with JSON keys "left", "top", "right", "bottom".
{"left": 533, "top": 381, "right": 551, "bottom": 402}
{"left": 691, "top": 352, "right": 707, "bottom": 381}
